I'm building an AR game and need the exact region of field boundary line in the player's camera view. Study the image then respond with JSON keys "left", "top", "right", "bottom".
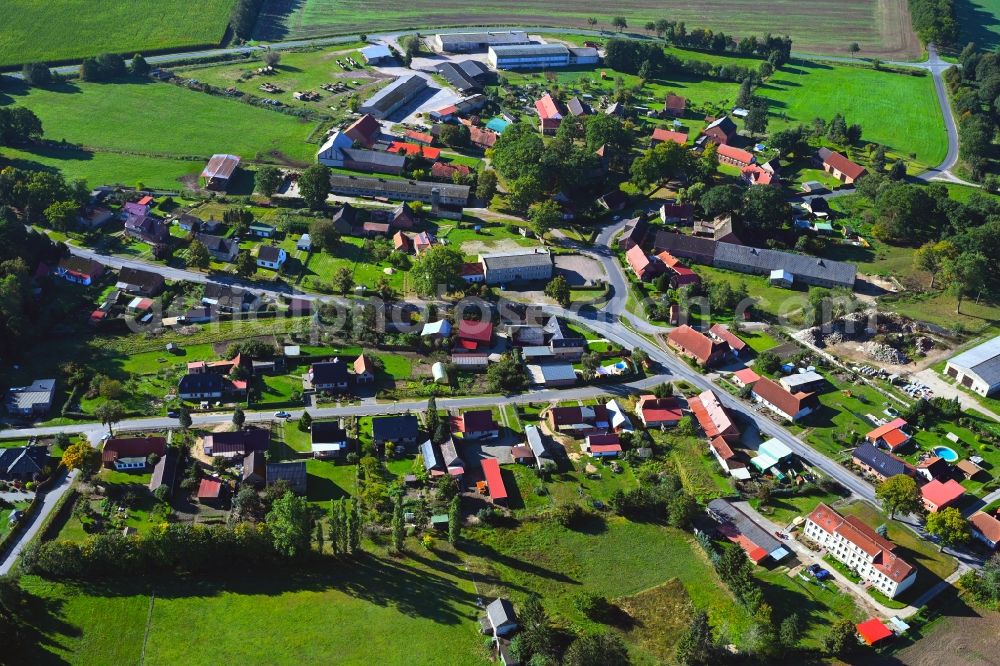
{"left": 140, "top": 590, "right": 156, "bottom": 665}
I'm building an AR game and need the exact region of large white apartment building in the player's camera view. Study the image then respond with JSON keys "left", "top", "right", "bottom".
{"left": 803, "top": 503, "right": 916, "bottom": 599}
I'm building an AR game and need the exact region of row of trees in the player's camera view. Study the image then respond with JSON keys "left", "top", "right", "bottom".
{"left": 909, "top": 0, "right": 959, "bottom": 46}
{"left": 951, "top": 44, "right": 1000, "bottom": 180}
{"left": 604, "top": 39, "right": 773, "bottom": 85}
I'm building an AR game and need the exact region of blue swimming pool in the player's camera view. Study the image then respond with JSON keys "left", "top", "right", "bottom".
{"left": 932, "top": 446, "right": 959, "bottom": 462}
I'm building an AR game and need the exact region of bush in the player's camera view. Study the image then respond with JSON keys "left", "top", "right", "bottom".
{"left": 573, "top": 593, "right": 611, "bottom": 621}
{"left": 552, "top": 502, "right": 589, "bottom": 528}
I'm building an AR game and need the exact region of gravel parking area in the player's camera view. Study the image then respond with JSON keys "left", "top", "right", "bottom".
{"left": 555, "top": 254, "right": 606, "bottom": 286}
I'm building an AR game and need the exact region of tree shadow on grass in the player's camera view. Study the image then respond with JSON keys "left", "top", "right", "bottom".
{"left": 461, "top": 538, "right": 580, "bottom": 586}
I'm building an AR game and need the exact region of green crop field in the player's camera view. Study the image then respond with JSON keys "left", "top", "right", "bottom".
{"left": 0, "top": 78, "right": 317, "bottom": 189}
{"left": 254, "top": 0, "right": 920, "bottom": 57}
{"left": 0, "top": 0, "right": 238, "bottom": 69}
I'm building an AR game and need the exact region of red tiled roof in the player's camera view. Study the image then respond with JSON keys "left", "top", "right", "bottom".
{"left": 393, "top": 231, "right": 414, "bottom": 252}
{"left": 589, "top": 443, "right": 622, "bottom": 454}
{"left": 882, "top": 428, "right": 910, "bottom": 450}
{"left": 354, "top": 354, "right": 375, "bottom": 375}
{"left": 625, "top": 244, "right": 654, "bottom": 279}
{"left": 102, "top": 437, "right": 166, "bottom": 463}
{"left": 198, "top": 478, "right": 222, "bottom": 499}
{"left": 469, "top": 126, "right": 498, "bottom": 148}
{"left": 637, "top": 395, "right": 683, "bottom": 425}
{"left": 866, "top": 418, "right": 908, "bottom": 442}
{"left": 821, "top": 149, "right": 867, "bottom": 180}
{"left": 752, "top": 376, "right": 815, "bottom": 418}
{"left": 651, "top": 128, "right": 688, "bottom": 145}
{"left": 587, "top": 433, "right": 620, "bottom": 447}
{"left": 344, "top": 114, "right": 381, "bottom": 147}
{"left": 856, "top": 619, "right": 893, "bottom": 645}
{"left": 710, "top": 436, "right": 737, "bottom": 461}
{"left": 921, "top": 479, "right": 965, "bottom": 509}
{"left": 458, "top": 319, "right": 493, "bottom": 343}
{"left": 461, "top": 262, "right": 484, "bottom": 277}
{"left": 690, "top": 390, "right": 739, "bottom": 441}
{"left": 709, "top": 324, "right": 747, "bottom": 352}
{"left": 717, "top": 144, "right": 754, "bottom": 164}
{"left": 733, "top": 368, "right": 761, "bottom": 385}
{"left": 431, "top": 162, "right": 471, "bottom": 179}
{"left": 387, "top": 142, "right": 441, "bottom": 160}
{"left": 656, "top": 251, "right": 682, "bottom": 268}
{"left": 664, "top": 93, "right": 687, "bottom": 112}
{"left": 455, "top": 409, "right": 499, "bottom": 433}
{"left": 807, "top": 503, "right": 914, "bottom": 583}
{"left": 404, "top": 130, "right": 434, "bottom": 145}
{"left": 137, "top": 195, "right": 154, "bottom": 206}
{"left": 535, "top": 94, "right": 566, "bottom": 120}
{"left": 742, "top": 164, "right": 775, "bottom": 185}
{"left": 667, "top": 325, "right": 728, "bottom": 364}
{"left": 971, "top": 511, "right": 1000, "bottom": 543}
{"left": 481, "top": 458, "right": 507, "bottom": 500}
{"left": 511, "top": 445, "right": 534, "bottom": 459}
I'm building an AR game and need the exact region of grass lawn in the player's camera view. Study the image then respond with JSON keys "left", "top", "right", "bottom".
{"left": 0, "top": 78, "right": 316, "bottom": 187}
{"left": 690, "top": 264, "right": 813, "bottom": 322}
{"left": 18, "top": 550, "right": 489, "bottom": 665}
{"left": 839, "top": 501, "right": 958, "bottom": 583}
{"left": 755, "top": 567, "right": 862, "bottom": 648}
{"left": 466, "top": 517, "right": 754, "bottom": 648}
{"left": 662, "top": 433, "right": 733, "bottom": 501}
{"left": 301, "top": 236, "right": 408, "bottom": 293}
{"left": 957, "top": 0, "right": 1000, "bottom": 50}
{"left": 751, "top": 489, "right": 845, "bottom": 527}
{"left": 741, "top": 329, "right": 782, "bottom": 354}
{"left": 878, "top": 290, "right": 1000, "bottom": 334}
{"left": 306, "top": 459, "right": 356, "bottom": 503}
{"left": 0, "top": 499, "right": 31, "bottom": 539}
{"left": 0, "top": 0, "right": 237, "bottom": 68}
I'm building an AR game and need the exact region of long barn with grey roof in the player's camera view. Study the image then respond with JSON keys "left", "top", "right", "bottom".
{"left": 651, "top": 232, "right": 856, "bottom": 289}
{"left": 327, "top": 175, "right": 470, "bottom": 207}
{"left": 946, "top": 334, "right": 1000, "bottom": 396}
{"left": 358, "top": 75, "right": 428, "bottom": 119}
{"left": 430, "top": 30, "right": 531, "bottom": 53}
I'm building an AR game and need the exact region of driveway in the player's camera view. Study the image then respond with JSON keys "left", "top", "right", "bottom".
{"left": 914, "top": 368, "right": 1000, "bottom": 422}
{"left": 0, "top": 468, "right": 77, "bottom": 575}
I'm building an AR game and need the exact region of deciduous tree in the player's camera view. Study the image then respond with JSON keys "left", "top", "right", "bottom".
{"left": 876, "top": 474, "right": 922, "bottom": 519}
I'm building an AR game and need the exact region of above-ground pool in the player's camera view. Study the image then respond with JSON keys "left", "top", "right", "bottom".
{"left": 932, "top": 446, "right": 959, "bottom": 462}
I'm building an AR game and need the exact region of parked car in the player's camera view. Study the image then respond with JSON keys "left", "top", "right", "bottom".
{"left": 274, "top": 411, "right": 292, "bottom": 419}
{"left": 167, "top": 410, "right": 178, "bottom": 418}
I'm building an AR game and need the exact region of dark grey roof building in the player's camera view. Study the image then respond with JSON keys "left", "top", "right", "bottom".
{"left": 713, "top": 243, "right": 857, "bottom": 288}
{"left": 266, "top": 460, "right": 307, "bottom": 495}
{"left": 327, "top": 175, "right": 470, "bottom": 207}
{"left": 852, "top": 442, "right": 907, "bottom": 479}
{"left": 359, "top": 75, "right": 428, "bottom": 119}
{"left": 0, "top": 446, "right": 49, "bottom": 481}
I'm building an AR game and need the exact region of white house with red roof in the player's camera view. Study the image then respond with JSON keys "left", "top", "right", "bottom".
{"left": 803, "top": 503, "right": 916, "bottom": 598}
{"left": 534, "top": 94, "right": 566, "bottom": 135}
{"left": 970, "top": 511, "right": 1000, "bottom": 550}
{"left": 584, "top": 433, "right": 622, "bottom": 458}
{"left": 451, "top": 409, "right": 500, "bottom": 440}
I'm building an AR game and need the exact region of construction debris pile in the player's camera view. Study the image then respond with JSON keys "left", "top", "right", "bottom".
{"left": 794, "top": 311, "right": 941, "bottom": 366}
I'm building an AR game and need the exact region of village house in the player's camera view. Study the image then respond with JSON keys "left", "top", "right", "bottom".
{"left": 625, "top": 244, "right": 659, "bottom": 281}
{"left": 115, "top": 267, "right": 164, "bottom": 297}
{"left": 708, "top": 324, "right": 748, "bottom": 358}
{"left": 817, "top": 147, "right": 867, "bottom": 184}
{"left": 203, "top": 428, "right": 269, "bottom": 458}
{"left": 852, "top": 442, "right": 913, "bottom": 482}
{"left": 177, "top": 373, "right": 227, "bottom": 400}
{"left": 779, "top": 370, "right": 826, "bottom": 394}
{"left": 308, "top": 358, "right": 350, "bottom": 392}
{"left": 663, "top": 93, "right": 687, "bottom": 118}
{"left": 660, "top": 202, "right": 695, "bottom": 225}
{"left": 583, "top": 432, "right": 622, "bottom": 458}
{"left": 102, "top": 437, "right": 167, "bottom": 471}
{"left": 689, "top": 390, "right": 740, "bottom": 443}
{"left": 202, "top": 284, "right": 258, "bottom": 312}
{"left": 749, "top": 376, "right": 817, "bottom": 422}
{"left": 701, "top": 116, "right": 737, "bottom": 145}
{"left": 526, "top": 363, "right": 577, "bottom": 388}
{"left": 196, "top": 233, "right": 239, "bottom": 262}
{"left": 651, "top": 127, "right": 688, "bottom": 146}
{"left": 353, "top": 354, "right": 376, "bottom": 384}
{"left": 149, "top": 449, "right": 179, "bottom": 496}
{"left": 311, "top": 420, "right": 351, "bottom": 459}
{"left": 803, "top": 503, "right": 916, "bottom": 598}
{"left": 731, "top": 368, "right": 761, "bottom": 388}
{"left": 243, "top": 450, "right": 266, "bottom": 487}
{"left": 344, "top": 114, "right": 382, "bottom": 148}
{"left": 456, "top": 319, "right": 494, "bottom": 350}
{"left": 124, "top": 213, "right": 169, "bottom": 246}
{"left": 548, "top": 405, "right": 610, "bottom": 437}
{"left": 5, "top": 379, "right": 56, "bottom": 418}
{"left": 267, "top": 461, "right": 307, "bottom": 496}
{"left": 717, "top": 144, "right": 754, "bottom": 169}
{"left": 637, "top": 395, "right": 683, "bottom": 428}
{"left": 916, "top": 456, "right": 950, "bottom": 482}
{"left": 617, "top": 217, "right": 648, "bottom": 250}
{"left": 0, "top": 446, "right": 49, "bottom": 481}
{"left": 451, "top": 409, "right": 501, "bottom": 440}
{"left": 921, "top": 478, "right": 966, "bottom": 513}
{"left": 534, "top": 93, "right": 566, "bottom": 135}
{"left": 970, "top": 511, "right": 1000, "bottom": 550}
{"left": 78, "top": 206, "right": 113, "bottom": 229}
{"left": 256, "top": 245, "right": 287, "bottom": 270}
{"left": 197, "top": 478, "right": 225, "bottom": 505}
{"left": 709, "top": 436, "right": 749, "bottom": 478}
{"left": 667, "top": 325, "right": 731, "bottom": 368}
{"left": 55, "top": 256, "right": 104, "bottom": 285}
{"left": 865, "top": 418, "right": 912, "bottom": 452}
{"left": 372, "top": 415, "right": 420, "bottom": 450}
{"left": 656, "top": 251, "right": 700, "bottom": 288}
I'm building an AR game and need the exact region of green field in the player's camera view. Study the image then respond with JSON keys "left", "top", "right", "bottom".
{"left": 254, "top": 0, "right": 920, "bottom": 57}
{"left": 0, "top": 0, "right": 237, "bottom": 69}
{"left": 18, "top": 553, "right": 489, "bottom": 665}
{"left": 0, "top": 78, "right": 316, "bottom": 189}
{"left": 957, "top": 0, "right": 1000, "bottom": 50}
{"left": 761, "top": 62, "right": 947, "bottom": 167}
